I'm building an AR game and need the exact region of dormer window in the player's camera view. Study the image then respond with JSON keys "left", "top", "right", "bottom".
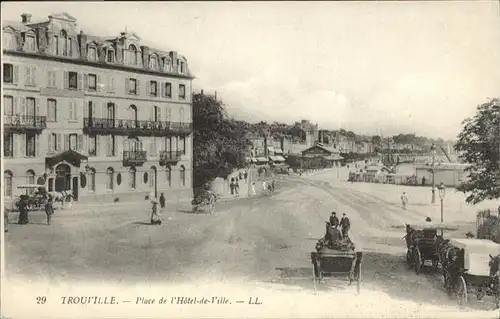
{"left": 128, "top": 44, "right": 138, "bottom": 65}
{"left": 3, "top": 31, "right": 15, "bottom": 50}
{"left": 149, "top": 55, "right": 157, "bottom": 69}
{"left": 87, "top": 46, "right": 97, "bottom": 61}
{"left": 107, "top": 50, "right": 115, "bottom": 63}
{"left": 25, "top": 35, "right": 36, "bottom": 52}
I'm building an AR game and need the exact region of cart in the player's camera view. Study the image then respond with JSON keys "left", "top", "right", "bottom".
{"left": 444, "top": 238, "right": 500, "bottom": 308}
{"left": 404, "top": 223, "right": 452, "bottom": 274}
{"left": 12, "top": 185, "right": 47, "bottom": 211}
{"left": 311, "top": 244, "right": 363, "bottom": 294}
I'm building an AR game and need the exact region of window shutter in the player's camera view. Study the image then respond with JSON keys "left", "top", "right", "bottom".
{"left": 107, "top": 136, "right": 112, "bottom": 156}
{"left": 110, "top": 76, "right": 115, "bottom": 92}
{"left": 102, "top": 102, "right": 107, "bottom": 120}
{"left": 136, "top": 79, "right": 140, "bottom": 95}
{"left": 35, "top": 98, "right": 41, "bottom": 116}
{"left": 158, "top": 107, "right": 162, "bottom": 121}
{"left": 83, "top": 135, "right": 88, "bottom": 154}
{"left": 20, "top": 97, "right": 26, "bottom": 115}
{"left": 36, "top": 135, "right": 40, "bottom": 157}
{"left": 146, "top": 81, "right": 150, "bottom": 95}
{"left": 31, "top": 67, "right": 37, "bottom": 86}
{"left": 46, "top": 71, "right": 51, "bottom": 88}
{"left": 125, "top": 78, "right": 129, "bottom": 93}
{"left": 78, "top": 73, "right": 83, "bottom": 90}
{"left": 75, "top": 100, "right": 80, "bottom": 120}
{"left": 24, "top": 66, "right": 30, "bottom": 85}
{"left": 160, "top": 82, "right": 164, "bottom": 97}
{"left": 152, "top": 137, "right": 157, "bottom": 156}
{"left": 64, "top": 71, "right": 69, "bottom": 89}
{"left": 20, "top": 134, "right": 26, "bottom": 157}
{"left": 69, "top": 100, "right": 74, "bottom": 120}
{"left": 57, "top": 134, "right": 62, "bottom": 151}
{"left": 78, "top": 135, "right": 84, "bottom": 152}
{"left": 97, "top": 74, "right": 102, "bottom": 92}
{"left": 13, "top": 65, "right": 19, "bottom": 84}
{"left": 149, "top": 106, "right": 154, "bottom": 121}
{"left": 83, "top": 101, "right": 89, "bottom": 120}
{"left": 64, "top": 134, "right": 70, "bottom": 151}
{"left": 48, "top": 133, "right": 53, "bottom": 152}
{"left": 13, "top": 97, "right": 18, "bottom": 115}
{"left": 12, "top": 134, "right": 16, "bottom": 157}
{"left": 96, "top": 136, "right": 100, "bottom": 156}
{"left": 84, "top": 74, "right": 89, "bottom": 90}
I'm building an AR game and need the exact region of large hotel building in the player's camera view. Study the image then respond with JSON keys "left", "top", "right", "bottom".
{"left": 2, "top": 12, "right": 194, "bottom": 205}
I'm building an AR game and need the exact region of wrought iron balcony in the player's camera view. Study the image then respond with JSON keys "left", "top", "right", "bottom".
{"left": 123, "top": 150, "right": 147, "bottom": 167}
{"left": 159, "top": 150, "right": 184, "bottom": 165}
{"left": 4, "top": 115, "right": 47, "bottom": 133}
{"left": 83, "top": 117, "right": 192, "bottom": 136}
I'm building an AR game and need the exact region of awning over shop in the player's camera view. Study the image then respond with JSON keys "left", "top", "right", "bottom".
{"left": 256, "top": 157, "right": 269, "bottom": 163}
{"left": 270, "top": 155, "right": 286, "bottom": 162}
{"left": 267, "top": 146, "right": 275, "bottom": 153}
{"left": 45, "top": 149, "right": 88, "bottom": 168}
{"left": 251, "top": 157, "right": 258, "bottom": 163}
{"left": 274, "top": 149, "right": 283, "bottom": 154}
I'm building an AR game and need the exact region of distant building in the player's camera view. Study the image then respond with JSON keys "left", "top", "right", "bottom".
{"left": 415, "top": 163, "right": 470, "bottom": 187}
{"left": 301, "top": 143, "right": 343, "bottom": 167}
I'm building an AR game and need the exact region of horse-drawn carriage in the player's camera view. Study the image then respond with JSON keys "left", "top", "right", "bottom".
{"left": 191, "top": 189, "right": 218, "bottom": 214}
{"left": 311, "top": 238, "right": 363, "bottom": 294}
{"left": 12, "top": 185, "right": 48, "bottom": 211}
{"left": 404, "top": 223, "right": 451, "bottom": 274}
{"left": 441, "top": 238, "right": 500, "bottom": 308}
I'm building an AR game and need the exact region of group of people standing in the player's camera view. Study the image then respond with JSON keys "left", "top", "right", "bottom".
{"left": 230, "top": 171, "right": 248, "bottom": 196}
{"left": 5, "top": 194, "right": 55, "bottom": 231}
{"left": 324, "top": 211, "right": 351, "bottom": 246}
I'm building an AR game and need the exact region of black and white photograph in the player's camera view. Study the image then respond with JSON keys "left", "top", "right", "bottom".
{"left": 1, "top": 1, "right": 500, "bottom": 318}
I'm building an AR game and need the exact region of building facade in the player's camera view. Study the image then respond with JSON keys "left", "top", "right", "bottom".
{"left": 3, "top": 12, "right": 194, "bottom": 205}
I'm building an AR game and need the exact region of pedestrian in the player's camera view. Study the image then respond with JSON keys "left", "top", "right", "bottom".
{"left": 45, "top": 195, "right": 54, "bottom": 225}
{"left": 4, "top": 208, "right": 8, "bottom": 233}
{"left": 150, "top": 199, "right": 163, "bottom": 225}
{"left": 340, "top": 213, "right": 351, "bottom": 239}
{"left": 239, "top": 172, "right": 243, "bottom": 180}
{"left": 401, "top": 192, "right": 408, "bottom": 210}
{"left": 235, "top": 180, "right": 240, "bottom": 196}
{"left": 244, "top": 171, "right": 248, "bottom": 180}
{"left": 421, "top": 176, "right": 426, "bottom": 186}
{"left": 159, "top": 193, "right": 166, "bottom": 209}
{"left": 17, "top": 196, "right": 29, "bottom": 225}
{"left": 250, "top": 182, "right": 256, "bottom": 196}
{"left": 329, "top": 212, "right": 339, "bottom": 228}
{"left": 271, "top": 179, "right": 275, "bottom": 192}
{"left": 262, "top": 180, "right": 267, "bottom": 191}
{"left": 230, "top": 178, "right": 235, "bottom": 195}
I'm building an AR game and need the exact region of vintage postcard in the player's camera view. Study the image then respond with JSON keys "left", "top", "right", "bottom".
{"left": 1, "top": 1, "right": 500, "bottom": 318}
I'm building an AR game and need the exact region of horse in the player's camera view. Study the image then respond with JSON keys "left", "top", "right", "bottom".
{"left": 437, "top": 240, "right": 462, "bottom": 295}
{"left": 192, "top": 190, "right": 218, "bottom": 214}
{"left": 404, "top": 224, "right": 423, "bottom": 249}
{"left": 488, "top": 254, "right": 500, "bottom": 308}
{"left": 48, "top": 190, "right": 73, "bottom": 208}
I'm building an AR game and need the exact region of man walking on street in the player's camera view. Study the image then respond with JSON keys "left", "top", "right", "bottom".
{"left": 401, "top": 192, "right": 408, "bottom": 210}
{"left": 45, "top": 195, "right": 54, "bottom": 225}
{"left": 340, "top": 213, "right": 351, "bottom": 239}
{"left": 159, "top": 193, "right": 166, "bottom": 210}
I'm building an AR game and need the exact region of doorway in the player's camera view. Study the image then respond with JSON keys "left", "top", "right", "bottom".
{"left": 55, "top": 164, "right": 71, "bottom": 192}
{"left": 72, "top": 176, "right": 79, "bottom": 201}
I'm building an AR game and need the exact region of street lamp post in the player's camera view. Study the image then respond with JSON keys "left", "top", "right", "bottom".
{"left": 430, "top": 143, "right": 436, "bottom": 204}
{"left": 438, "top": 182, "right": 446, "bottom": 236}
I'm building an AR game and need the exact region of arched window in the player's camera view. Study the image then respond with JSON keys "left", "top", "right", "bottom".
{"left": 180, "top": 165, "right": 186, "bottom": 187}
{"left": 106, "top": 167, "right": 114, "bottom": 190}
{"left": 129, "top": 167, "right": 137, "bottom": 189}
{"left": 60, "top": 30, "right": 69, "bottom": 57}
{"left": 149, "top": 54, "right": 158, "bottom": 69}
{"left": 129, "top": 105, "right": 138, "bottom": 123}
{"left": 128, "top": 44, "right": 138, "bottom": 65}
{"left": 165, "top": 166, "right": 171, "bottom": 187}
{"left": 124, "top": 137, "right": 143, "bottom": 153}
{"left": 26, "top": 170, "right": 35, "bottom": 195}
{"left": 4, "top": 170, "right": 13, "bottom": 197}
{"left": 106, "top": 48, "right": 115, "bottom": 63}
{"left": 88, "top": 168, "right": 96, "bottom": 192}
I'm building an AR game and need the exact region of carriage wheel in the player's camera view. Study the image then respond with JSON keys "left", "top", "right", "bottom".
{"left": 443, "top": 272, "right": 453, "bottom": 296}
{"left": 456, "top": 276, "right": 468, "bottom": 305}
{"left": 432, "top": 260, "right": 439, "bottom": 271}
{"left": 414, "top": 248, "right": 422, "bottom": 275}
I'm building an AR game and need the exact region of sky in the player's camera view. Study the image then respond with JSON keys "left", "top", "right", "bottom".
{"left": 2, "top": 1, "right": 500, "bottom": 140}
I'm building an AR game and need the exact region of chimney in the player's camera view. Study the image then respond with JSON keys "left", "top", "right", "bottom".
{"left": 21, "top": 13, "right": 32, "bottom": 24}
{"left": 200, "top": 89, "right": 204, "bottom": 95}
{"left": 169, "top": 51, "right": 178, "bottom": 71}
{"left": 77, "top": 30, "right": 87, "bottom": 59}
{"left": 214, "top": 91, "right": 217, "bottom": 101}
{"left": 141, "top": 46, "right": 150, "bottom": 68}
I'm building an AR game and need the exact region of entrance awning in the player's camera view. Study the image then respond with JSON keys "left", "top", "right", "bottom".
{"left": 256, "top": 157, "right": 268, "bottom": 163}
{"left": 274, "top": 149, "right": 283, "bottom": 154}
{"left": 45, "top": 149, "right": 88, "bottom": 168}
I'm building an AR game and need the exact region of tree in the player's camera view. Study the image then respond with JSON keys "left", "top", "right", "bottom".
{"left": 192, "top": 93, "right": 251, "bottom": 192}
{"left": 455, "top": 98, "right": 500, "bottom": 204}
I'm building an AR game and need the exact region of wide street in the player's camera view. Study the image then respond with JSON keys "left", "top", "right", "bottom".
{"left": 4, "top": 169, "right": 498, "bottom": 315}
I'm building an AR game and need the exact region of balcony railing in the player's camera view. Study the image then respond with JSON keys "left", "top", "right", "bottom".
{"left": 83, "top": 118, "right": 192, "bottom": 136}
{"left": 123, "top": 150, "right": 147, "bottom": 166}
{"left": 159, "top": 150, "right": 184, "bottom": 165}
{"left": 4, "top": 115, "right": 47, "bottom": 132}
